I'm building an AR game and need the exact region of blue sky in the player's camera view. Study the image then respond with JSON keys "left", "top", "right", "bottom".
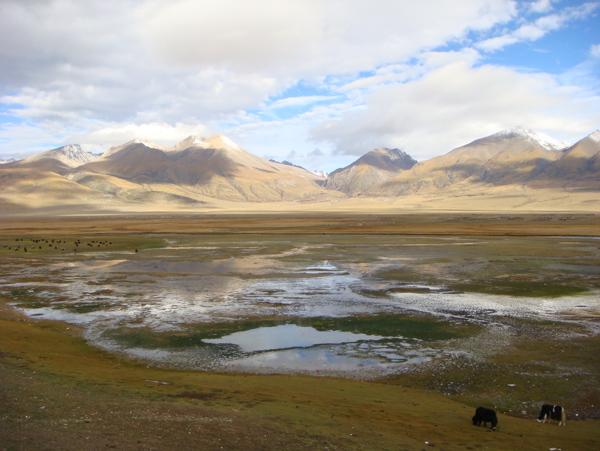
{"left": 1, "top": 0, "right": 599, "bottom": 173}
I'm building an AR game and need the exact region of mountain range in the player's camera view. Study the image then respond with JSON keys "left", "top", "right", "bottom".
{"left": 0, "top": 127, "right": 598, "bottom": 213}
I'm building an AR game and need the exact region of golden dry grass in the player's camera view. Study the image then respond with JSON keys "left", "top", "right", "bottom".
{"left": 1, "top": 212, "right": 599, "bottom": 237}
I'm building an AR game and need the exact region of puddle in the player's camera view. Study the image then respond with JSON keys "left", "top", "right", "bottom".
{"left": 211, "top": 345, "right": 435, "bottom": 378}
{"left": 203, "top": 324, "right": 392, "bottom": 352}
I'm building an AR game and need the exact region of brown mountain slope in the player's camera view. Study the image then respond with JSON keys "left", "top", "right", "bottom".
{"left": 324, "top": 147, "right": 416, "bottom": 195}
{"left": 77, "top": 134, "right": 336, "bottom": 202}
{"left": 1, "top": 129, "right": 598, "bottom": 213}
{"left": 369, "top": 128, "right": 570, "bottom": 196}
{"left": 529, "top": 131, "right": 600, "bottom": 190}
{"left": 0, "top": 168, "right": 110, "bottom": 209}
{"left": 462, "top": 144, "right": 561, "bottom": 186}
{"left": 4, "top": 144, "right": 98, "bottom": 175}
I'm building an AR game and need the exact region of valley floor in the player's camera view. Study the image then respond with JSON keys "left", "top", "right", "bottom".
{"left": 1, "top": 213, "right": 599, "bottom": 450}
{"left": 1, "top": 210, "right": 600, "bottom": 236}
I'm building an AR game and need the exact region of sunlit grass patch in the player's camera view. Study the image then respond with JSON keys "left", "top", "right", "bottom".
{"left": 301, "top": 314, "right": 479, "bottom": 341}
{"left": 449, "top": 279, "right": 591, "bottom": 297}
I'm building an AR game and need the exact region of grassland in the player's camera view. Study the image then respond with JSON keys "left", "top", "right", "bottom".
{"left": 1, "top": 213, "right": 599, "bottom": 450}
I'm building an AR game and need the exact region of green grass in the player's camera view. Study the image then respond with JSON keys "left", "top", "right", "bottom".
{"left": 102, "top": 313, "right": 481, "bottom": 353}
{"left": 303, "top": 313, "right": 479, "bottom": 341}
{"left": 449, "top": 279, "right": 591, "bottom": 297}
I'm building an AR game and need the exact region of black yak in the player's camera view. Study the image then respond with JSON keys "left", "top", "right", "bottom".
{"left": 537, "top": 404, "right": 566, "bottom": 426}
{"left": 472, "top": 407, "right": 498, "bottom": 430}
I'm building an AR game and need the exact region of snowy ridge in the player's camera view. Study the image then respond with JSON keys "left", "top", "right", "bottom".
{"left": 495, "top": 127, "right": 572, "bottom": 151}
{"left": 171, "top": 134, "right": 245, "bottom": 153}
{"left": 217, "top": 134, "right": 245, "bottom": 153}
{"left": 131, "top": 138, "right": 167, "bottom": 149}
{"left": 170, "top": 135, "right": 206, "bottom": 151}
{"left": 589, "top": 130, "right": 600, "bottom": 143}
{"left": 50, "top": 144, "right": 99, "bottom": 166}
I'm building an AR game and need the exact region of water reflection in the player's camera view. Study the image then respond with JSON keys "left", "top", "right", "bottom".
{"left": 199, "top": 326, "right": 441, "bottom": 378}
{"left": 203, "top": 324, "right": 391, "bottom": 352}
{"left": 219, "top": 347, "right": 393, "bottom": 376}
{"left": 219, "top": 344, "right": 441, "bottom": 378}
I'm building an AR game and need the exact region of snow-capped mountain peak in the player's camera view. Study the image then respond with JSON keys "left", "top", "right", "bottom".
{"left": 205, "top": 134, "right": 245, "bottom": 153}
{"left": 11, "top": 144, "right": 101, "bottom": 168}
{"left": 59, "top": 144, "right": 84, "bottom": 159}
{"left": 52, "top": 144, "right": 100, "bottom": 166}
{"left": 172, "top": 135, "right": 206, "bottom": 150}
{"left": 589, "top": 130, "right": 600, "bottom": 143}
{"left": 495, "top": 127, "right": 572, "bottom": 151}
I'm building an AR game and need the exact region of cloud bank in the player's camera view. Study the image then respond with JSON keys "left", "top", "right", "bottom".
{"left": 0, "top": 0, "right": 598, "bottom": 170}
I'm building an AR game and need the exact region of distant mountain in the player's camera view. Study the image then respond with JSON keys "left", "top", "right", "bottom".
{"left": 0, "top": 128, "right": 598, "bottom": 213}
{"left": 324, "top": 147, "right": 416, "bottom": 195}
{"left": 270, "top": 159, "right": 328, "bottom": 185}
{"left": 529, "top": 130, "right": 600, "bottom": 190}
{"left": 269, "top": 159, "right": 303, "bottom": 169}
{"left": 4, "top": 144, "right": 99, "bottom": 174}
{"left": 0, "top": 158, "right": 18, "bottom": 165}
{"left": 75, "top": 134, "right": 334, "bottom": 203}
{"left": 369, "top": 128, "right": 574, "bottom": 196}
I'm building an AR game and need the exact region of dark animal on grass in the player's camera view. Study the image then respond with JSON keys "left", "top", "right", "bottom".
{"left": 536, "top": 404, "right": 566, "bottom": 426}
{"left": 472, "top": 407, "right": 498, "bottom": 430}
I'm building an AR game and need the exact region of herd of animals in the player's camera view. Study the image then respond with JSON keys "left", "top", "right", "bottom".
{"left": 473, "top": 404, "right": 567, "bottom": 431}
{"left": 2, "top": 237, "right": 114, "bottom": 253}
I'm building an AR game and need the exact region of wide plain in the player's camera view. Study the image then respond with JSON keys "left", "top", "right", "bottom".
{"left": 1, "top": 213, "right": 599, "bottom": 451}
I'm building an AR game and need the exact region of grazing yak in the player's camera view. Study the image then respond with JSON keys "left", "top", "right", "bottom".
{"left": 472, "top": 407, "right": 498, "bottom": 430}
{"left": 537, "top": 404, "right": 566, "bottom": 426}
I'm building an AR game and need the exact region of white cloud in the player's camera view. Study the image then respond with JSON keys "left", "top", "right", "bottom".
{"left": 138, "top": 0, "right": 516, "bottom": 78}
{"left": 339, "top": 48, "right": 482, "bottom": 93}
{"left": 477, "top": 35, "right": 520, "bottom": 52}
{"left": 528, "top": 0, "right": 554, "bottom": 14}
{"left": 1, "top": 0, "right": 516, "bottom": 159}
{"left": 0, "top": 0, "right": 141, "bottom": 89}
{"left": 0, "top": 0, "right": 596, "bottom": 171}
{"left": 310, "top": 61, "right": 600, "bottom": 160}
{"left": 73, "top": 122, "right": 214, "bottom": 151}
{"left": 0, "top": 122, "right": 69, "bottom": 159}
{"left": 478, "top": 2, "right": 599, "bottom": 52}
{"left": 591, "top": 44, "right": 600, "bottom": 58}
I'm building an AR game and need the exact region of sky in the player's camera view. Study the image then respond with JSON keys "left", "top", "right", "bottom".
{"left": 1, "top": 0, "right": 599, "bottom": 173}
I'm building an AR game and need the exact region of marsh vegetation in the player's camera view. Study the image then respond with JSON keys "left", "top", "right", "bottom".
{"left": 2, "top": 229, "right": 599, "bottom": 417}
{"left": 1, "top": 214, "right": 599, "bottom": 450}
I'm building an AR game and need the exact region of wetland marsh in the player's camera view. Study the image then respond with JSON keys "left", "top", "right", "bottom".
{"left": 1, "top": 214, "right": 600, "bottom": 450}
{"left": 2, "top": 229, "right": 599, "bottom": 414}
